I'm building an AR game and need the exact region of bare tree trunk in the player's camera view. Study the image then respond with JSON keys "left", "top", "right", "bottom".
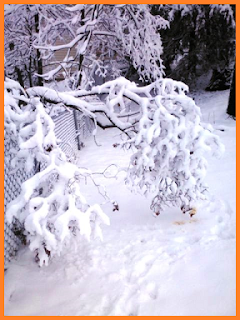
{"left": 227, "top": 65, "right": 235, "bottom": 118}
{"left": 77, "top": 54, "right": 84, "bottom": 88}
{"left": 35, "top": 13, "right": 43, "bottom": 86}
{"left": 26, "top": 56, "right": 33, "bottom": 87}
{"left": 76, "top": 9, "right": 85, "bottom": 88}
{"left": 15, "top": 67, "right": 24, "bottom": 88}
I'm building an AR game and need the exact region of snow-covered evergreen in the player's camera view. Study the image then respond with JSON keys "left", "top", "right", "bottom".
{"left": 153, "top": 5, "right": 235, "bottom": 89}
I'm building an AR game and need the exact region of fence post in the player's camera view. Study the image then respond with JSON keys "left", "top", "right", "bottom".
{"left": 73, "top": 110, "right": 81, "bottom": 150}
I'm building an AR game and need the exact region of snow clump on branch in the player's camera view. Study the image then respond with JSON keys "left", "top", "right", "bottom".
{"left": 121, "top": 79, "right": 225, "bottom": 215}
{"left": 74, "top": 77, "right": 225, "bottom": 215}
{"left": 5, "top": 78, "right": 110, "bottom": 266}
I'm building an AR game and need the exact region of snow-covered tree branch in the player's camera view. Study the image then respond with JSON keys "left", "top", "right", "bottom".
{"left": 4, "top": 4, "right": 227, "bottom": 268}
{"left": 4, "top": 5, "right": 44, "bottom": 87}
{"left": 33, "top": 4, "right": 168, "bottom": 87}
{"left": 26, "top": 77, "right": 225, "bottom": 216}
{"left": 5, "top": 74, "right": 225, "bottom": 266}
{"left": 5, "top": 78, "right": 110, "bottom": 266}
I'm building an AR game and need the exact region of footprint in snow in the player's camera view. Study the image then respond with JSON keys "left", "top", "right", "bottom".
{"left": 146, "top": 281, "right": 158, "bottom": 300}
{"left": 131, "top": 255, "right": 155, "bottom": 279}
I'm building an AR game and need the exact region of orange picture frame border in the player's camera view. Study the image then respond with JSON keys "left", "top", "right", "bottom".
{"left": 1, "top": 1, "right": 237, "bottom": 319}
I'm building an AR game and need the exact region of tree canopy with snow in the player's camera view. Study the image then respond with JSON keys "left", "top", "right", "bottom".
{"left": 5, "top": 75, "right": 225, "bottom": 265}
{"left": 4, "top": 5, "right": 43, "bottom": 87}
{"left": 4, "top": 4, "right": 226, "bottom": 266}
{"left": 5, "top": 4, "right": 169, "bottom": 88}
{"left": 34, "top": 4, "right": 169, "bottom": 88}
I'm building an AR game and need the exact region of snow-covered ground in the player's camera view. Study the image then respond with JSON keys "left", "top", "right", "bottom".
{"left": 4, "top": 89, "right": 236, "bottom": 316}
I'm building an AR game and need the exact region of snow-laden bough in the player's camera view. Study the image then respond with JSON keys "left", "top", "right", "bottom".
{"left": 5, "top": 76, "right": 225, "bottom": 265}
{"left": 5, "top": 78, "right": 110, "bottom": 266}
{"left": 28, "top": 77, "right": 225, "bottom": 216}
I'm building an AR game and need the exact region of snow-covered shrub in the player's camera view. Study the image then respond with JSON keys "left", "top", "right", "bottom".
{"left": 5, "top": 78, "right": 110, "bottom": 266}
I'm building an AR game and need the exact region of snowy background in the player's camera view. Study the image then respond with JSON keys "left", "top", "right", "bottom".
{"left": 4, "top": 89, "right": 236, "bottom": 316}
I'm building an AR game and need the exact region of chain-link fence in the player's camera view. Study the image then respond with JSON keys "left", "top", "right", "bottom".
{"left": 53, "top": 110, "right": 81, "bottom": 161}
{"left": 4, "top": 139, "right": 37, "bottom": 269}
{"left": 4, "top": 109, "right": 94, "bottom": 269}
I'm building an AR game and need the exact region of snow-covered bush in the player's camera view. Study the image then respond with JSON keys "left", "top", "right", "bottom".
{"left": 5, "top": 78, "right": 110, "bottom": 266}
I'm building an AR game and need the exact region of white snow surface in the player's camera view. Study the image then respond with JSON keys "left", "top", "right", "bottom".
{"left": 4, "top": 89, "right": 236, "bottom": 316}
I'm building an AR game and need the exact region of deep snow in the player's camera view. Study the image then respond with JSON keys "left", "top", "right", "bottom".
{"left": 4, "top": 89, "right": 236, "bottom": 316}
